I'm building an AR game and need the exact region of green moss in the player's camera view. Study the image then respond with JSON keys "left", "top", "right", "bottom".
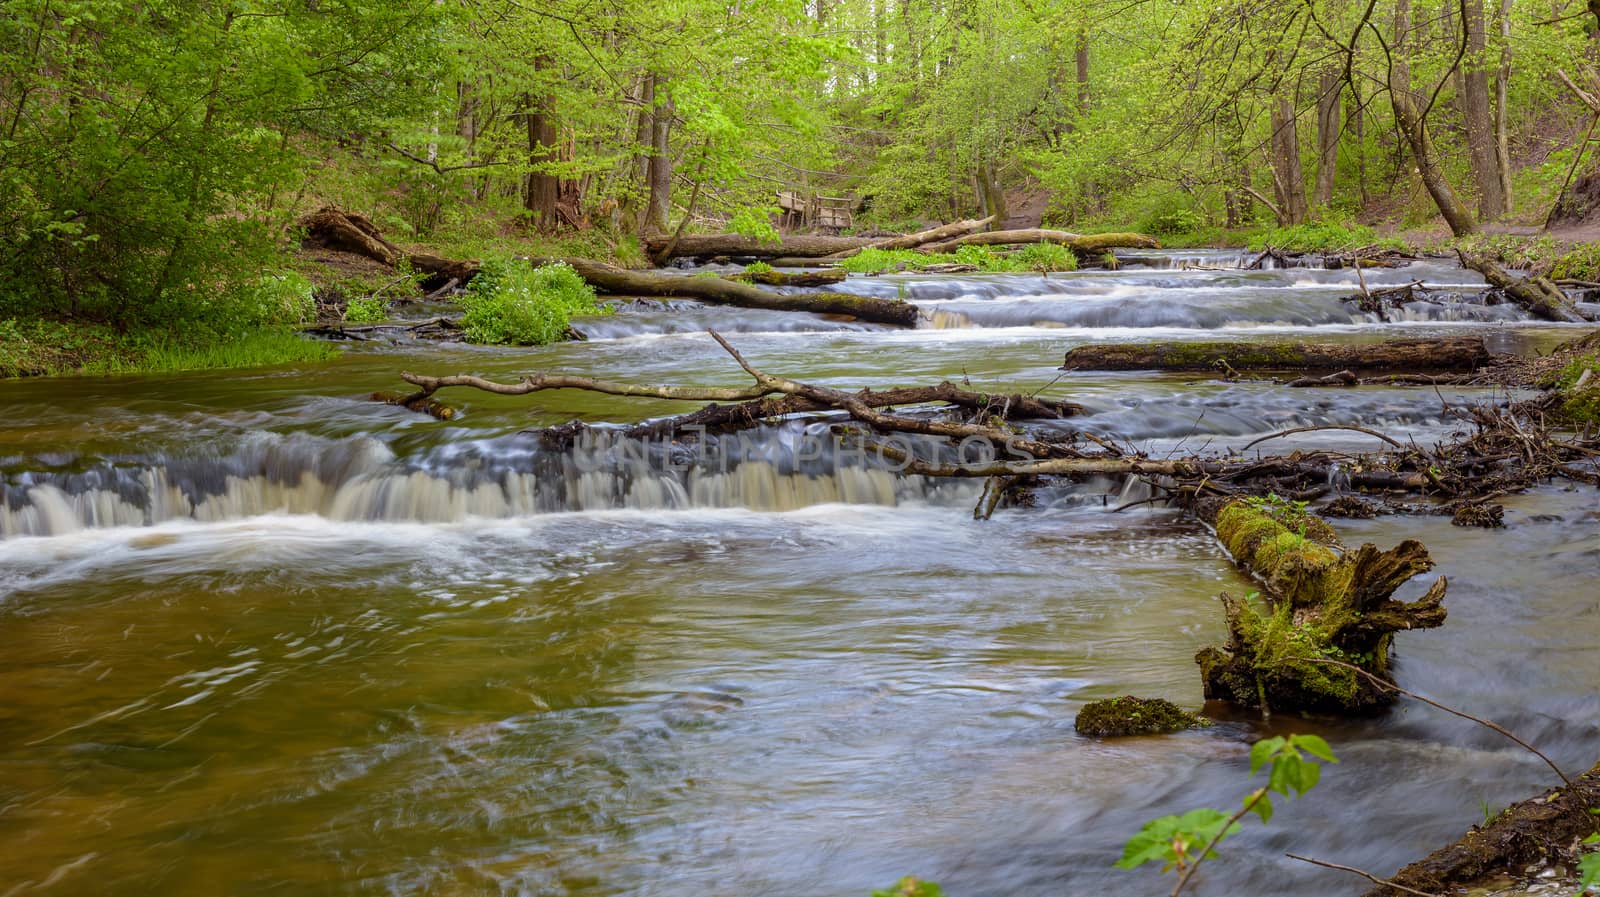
{"left": 1074, "top": 696, "right": 1210, "bottom": 737}
{"left": 1160, "top": 342, "right": 1309, "bottom": 368}
{"left": 1551, "top": 353, "right": 1600, "bottom": 425}
{"left": 1549, "top": 244, "right": 1600, "bottom": 282}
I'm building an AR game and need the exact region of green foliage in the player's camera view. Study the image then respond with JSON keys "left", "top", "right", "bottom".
{"left": 1118, "top": 735, "right": 1337, "bottom": 876}
{"left": 839, "top": 248, "right": 951, "bottom": 274}
{"left": 744, "top": 261, "right": 776, "bottom": 275}
{"left": 1011, "top": 242, "right": 1078, "bottom": 272}
{"left": 1140, "top": 208, "right": 1206, "bottom": 237}
{"left": 1580, "top": 819, "right": 1599, "bottom": 895}
{"left": 0, "top": 0, "right": 446, "bottom": 327}
{"left": 1248, "top": 221, "right": 1403, "bottom": 253}
{"left": 1551, "top": 353, "right": 1600, "bottom": 425}
{"left": 343, "top": 294, "right": 388, "bottom": 324}
{"left": 871, "top": 877, "right": 944, "bottom": 897}
{"left": 459, "top": 260, "right": 609, "bottom": 345}
{"left": 0, "top": 317, "right": 334, "bottom": 378}
{"left": 1550, "top": 245, "right": 1600, "bottom": 282}
{"left": 841, "top": 243, "right": 1077, "bottom": 274}
{"left": 727, "top": 207, "right": 783, "bottom": 244}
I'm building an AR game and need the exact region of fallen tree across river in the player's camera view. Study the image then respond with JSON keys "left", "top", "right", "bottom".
{"left": 299, "top": 207, "right": 918, "bottom": 326}
{"left": 1060, "top": 336, "right": 1493, "bottom": 374}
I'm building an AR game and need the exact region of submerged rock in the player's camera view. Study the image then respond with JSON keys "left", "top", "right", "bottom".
{"left": 1074, "top": 696, "right": 1210, "bottom": 737}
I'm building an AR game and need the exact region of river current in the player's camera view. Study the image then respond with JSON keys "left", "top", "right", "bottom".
{"left": 1, "top": 252, "right": 1596, "bottom": 896}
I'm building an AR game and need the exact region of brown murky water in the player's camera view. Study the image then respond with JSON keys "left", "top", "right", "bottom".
{"left": 2, "top": 254, "right": 1596, "bottom": 896}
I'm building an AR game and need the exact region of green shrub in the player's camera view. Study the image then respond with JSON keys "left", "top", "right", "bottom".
{"left": 838, "top": 247, "right": 948, "bottom": 274}
{"left": 1011, "top": 241, "right": 1077, "bottom": 272}
{"left": 458, "top": 259, "right": 609, "bottom": 345}
{"left": 744, "top": 260, "right": 775, "bottom": 275}
{"left": 343, "top": 294, "right": 388, "bottom": 323}
{"left": 1141, "top": 208, "right": 1205, "bottom": 236}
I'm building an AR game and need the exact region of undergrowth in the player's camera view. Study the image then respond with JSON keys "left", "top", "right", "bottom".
{"left": 0, "top": 318, "right": 336, "bottom": 378}
{"left": 1248, "top": 220, "right": 1407, "bottom": 253}
{"left": 840, "top": 242, "right": 1076, "bottom": 274}
{"left": 458, "top": 259, "right": 611, "bottom": 345}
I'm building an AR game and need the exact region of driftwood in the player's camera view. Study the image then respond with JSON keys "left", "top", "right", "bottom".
{"left": 1457, "top": 250, "right": 1591, "bottom": 323}
{"left": 1194, "top": 497, "right": 1448, "bottom": 714}
{"left": 918, "top": 229, "right": 1160, "bottom": 255}
{"left": 1060, "top": 337, "right": 1491, "bottom": 374}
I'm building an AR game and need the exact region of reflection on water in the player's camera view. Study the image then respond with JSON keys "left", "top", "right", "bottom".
{"left": 1, "top": 255, "right": 1596, "bottom": 896}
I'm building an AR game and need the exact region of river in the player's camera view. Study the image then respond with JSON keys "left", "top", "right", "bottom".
{"left": 1, "top": 252, "right": 1596, "bottom": 896}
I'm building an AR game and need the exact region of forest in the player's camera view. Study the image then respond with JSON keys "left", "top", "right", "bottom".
{"left": 4, "top": 0, "right": 1600, "bottom": 367}
{"left": 2, "top": 1, "right": 1600, "bottom": 896}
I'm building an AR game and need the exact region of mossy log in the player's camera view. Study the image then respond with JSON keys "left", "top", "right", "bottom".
{"left": 1359, "top": 759, "right": 1600, "bottom": 897}
{"left": 297, "top": 208, "right": 918, "bottom": 326}
{"left": 1458, "top": 250, "right": 1591, "bottom": 323}
{"left": 528, "top": 258, "right": 918, "bottom": 326}
{"left": 725, "top": 268, "right": 847, "bottom": 287}
{"left": 1194, "top": 498, "right": 1447, "bottom": 714}
{"left": 643, "top": 233, "right": 878, "bottom": 261}
{"left": 1061, "top": 337, "right": 1492, "bottom": 373}
{"left": 1074, "top": 696, "right": 1210, "bottom": 737}
{"left": 917, "top": 229, "right": 1160, "bottom": 255}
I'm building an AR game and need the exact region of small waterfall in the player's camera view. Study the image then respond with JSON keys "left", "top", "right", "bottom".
{"left": 0, "top": 426, "right": 981, "bottom": 538}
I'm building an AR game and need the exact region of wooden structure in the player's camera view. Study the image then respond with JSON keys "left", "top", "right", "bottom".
{"left": 777, "top": 190, "right": 855, "bottom": 231}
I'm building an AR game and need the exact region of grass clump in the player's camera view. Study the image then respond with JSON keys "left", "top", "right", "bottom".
{"left": 839, "top": 247, "right": 951, "bottom": 273}
{"left": 1010, "top": 241, "right": 1078, "bottom": 272}
{"left": 841, "top": 242, "right": 1078, "bottom": 274}
{"left": 0, "top": 317, "right": 335, "bottom": 378}
{"left": 1248, "top": 220, "right": 1405, "bottom": 253}
{"left": 458, "top": 259, "right": 610, "bottom": 345}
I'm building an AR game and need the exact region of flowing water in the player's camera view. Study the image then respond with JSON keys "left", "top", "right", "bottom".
{"left": 2, "top": 252, "right": 1596, "bottom": 896}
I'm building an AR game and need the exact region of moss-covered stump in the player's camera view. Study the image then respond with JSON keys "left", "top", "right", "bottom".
{"left": 1075, "top": 696, "right": 1210, "bottom": 737}
{"left": 1194, "top": 497, "right": 1447, "bottom": 714}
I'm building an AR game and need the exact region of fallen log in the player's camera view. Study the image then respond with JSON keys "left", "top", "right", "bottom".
{"left": 726, "top": 268, "right": 847, "bottom": 287}
{"left": 1457, "top": 250, "right": 1591, "bottom": 323}
{"left": 1060, "top": 337, "right": 1492, "bottom": 373}
{"left": 528, "top": 258, "right": 917, "bottom": 326}
{"left": 1359, "top": 758, "right": 1600, "bottom": 897}
{"left": 298, "top": 208, "right": 917, "bottom": 326}
{"left": 643, "top": 233, "right": 875, "bottom": 261}
{"left": 1193, "top": 497, "right": 1448, "bottom": 714}
{"left": 919, "top": 229, "right": 1160, "bottom": 255}
{"left": 299, "top": 206, "right": 476, "bottom": 285}
{"left": 813, "top": 216, "right": 997, "bottom": 261}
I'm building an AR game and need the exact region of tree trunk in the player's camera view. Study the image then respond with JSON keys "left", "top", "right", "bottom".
{"left": 1315, "top": 69, "right": 1341, "bottom": 207}
{"left": 1457, "top": 251, "right": 1590, "bottom": 322}
{"left": 1270, "top": 95, "right": 1308, "bottom": 225}
{"left": 645, "top": 80, "right": 674, "bottom": 235}
{"left": 1462, "top": 0, "right": 1506, "bottom": 219}
{"left": 1060, "top": 337, "right": 1492, "bottom": 373}
{"left": 1390, "top": 0, "right": 1476, "bottom": 235}
{"left": 523, "top": 84, "right": 560, "bottom": 231}
{"left": 623, "top": 75, "right": 654, "bottom": 232}
{"left": 977, "top": 162, "right": 1006, "bottom": 227}
{"left": 1495, "top": 0, "right": 1514, "bottom": 210}
{"left": 1075, "top": 30, "right": 1090, "bottom": 114}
